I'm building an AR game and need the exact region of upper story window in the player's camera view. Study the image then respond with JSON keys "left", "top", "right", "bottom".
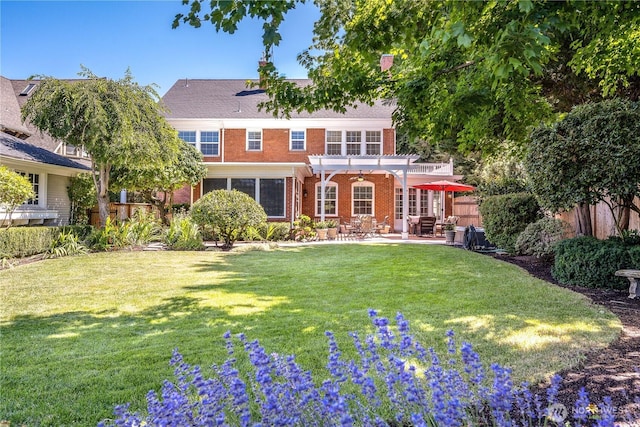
{"left": 177, "top": 130, "right": 220, "bottom": 156}
{"left": 247, "top": 130, "right": 262, "bottom": 151}
{"left": 326, "top": 130, "right": 383, "bottom": 155}
{"left": 366, "top": 131, "right": 382, "bottom": 155}
{"left": 290, "top": 130, "right": 306, "bottom": 151}
{"left": 326, "top": 130, "right": 343, "bottom": 155}
{"left": 178, "top": 131, "right": 196, "bottom": 145}
{"left": 346, "top": 131, "right": 362, "bottom": 155}
{"left": 200, "top": 131, "right": 220, "bottom": 156}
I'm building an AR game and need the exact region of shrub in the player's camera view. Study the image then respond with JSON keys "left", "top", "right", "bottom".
{"left": 67, "top": 173, "right": 96, "bottom": 225}
{"left": 87, "top": 217, "right": 129, "bottom": 251}
{"left": 45, "top": 230, "right": 88, "bottom": 259}
{"left": 164, "top": 213, "right": 204, "bottom": 250}
{"left": 191, "top": 190, "right": 267, "bottom": 250}
{"left": 552, "top": 236, "right": 634, "bottom": 289}
{"left": 479, "top": 192, "right": 542, "bottom": 254}
{"left": 292, "top": 214, "right": 316, "bottom": 241}
{"left": 101, "top": 311, "right": 619, "bottom": 427}
{"left": 514, "top": 217, "right": 571, "bottom": 258}
{"left": 0, "top": 226, "right": 57, "bottom": 258}
{"left": 123, "top": 209, "right": 162, "bottom": 246}
{"left": 244, "top": 222, "right": 291, "bottom": 242}
{"left": 0, "top": 166, "right": 35, "bottom": 227}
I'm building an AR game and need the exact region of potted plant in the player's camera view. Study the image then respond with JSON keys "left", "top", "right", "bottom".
{"left": 325, "top": 219, "right": 338, "bottom": 239}
{"left": 314, "top": 221, "right": 329, "bottom": 240}
{"left": 293, "top": 215, "right": 316, "bottom": 242}
{"left": 444, "top": 223, "right": 456, "bottom": 245}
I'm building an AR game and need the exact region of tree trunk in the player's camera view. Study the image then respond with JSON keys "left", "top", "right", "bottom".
{"left": 97, "top": 193, "right": 110, "bottom": 228}
{"left": 574, "top": 202, "right": 593, "bottom": 236}
{"left": 616, "top": 204, "right": 630, "bottom": 234}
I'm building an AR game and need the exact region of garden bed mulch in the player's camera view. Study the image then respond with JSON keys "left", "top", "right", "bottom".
{"left": 489, "top": 253, "right": 640, "bottom": 425}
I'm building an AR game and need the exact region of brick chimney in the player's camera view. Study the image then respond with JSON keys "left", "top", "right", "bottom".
{"left": 380, "top": 54, "right": 394, "bottom": 72}
{"left": 258, "top": 56, "right": 268, "bottom": 90}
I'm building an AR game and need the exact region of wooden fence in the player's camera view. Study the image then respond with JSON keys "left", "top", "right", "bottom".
{"left": 453, "top": 196, "right": 482, "bottom": 227}
{"left": 89, "top": 203, "right": 154, "bottom": 226}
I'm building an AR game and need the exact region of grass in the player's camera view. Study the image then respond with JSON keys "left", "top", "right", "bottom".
{"left": 0, "top": 244, "right": 620, "bottom": 426}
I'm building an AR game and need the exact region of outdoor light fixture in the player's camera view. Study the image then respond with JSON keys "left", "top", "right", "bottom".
{"left": 303, "top": 189, "right": 308, "bottom": 197}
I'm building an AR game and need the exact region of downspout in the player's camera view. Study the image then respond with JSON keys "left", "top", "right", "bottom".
{"left": 320, "top": 169, "right": 326, "bottom": 222}
{"left": 290, "top": 168, "right": 296, "bottom": 227}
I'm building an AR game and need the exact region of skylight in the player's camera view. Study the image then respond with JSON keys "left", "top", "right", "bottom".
{"left": 19, "top": 83, "right": 36, "bottom": 96}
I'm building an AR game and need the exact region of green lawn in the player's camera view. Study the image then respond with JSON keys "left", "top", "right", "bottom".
{"left": 0, "top": 244, "right": 620, "bottom": 426}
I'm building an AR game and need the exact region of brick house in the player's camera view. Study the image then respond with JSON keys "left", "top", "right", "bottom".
{"left": 162, "top": 79, "right": 460, "bottom": 238}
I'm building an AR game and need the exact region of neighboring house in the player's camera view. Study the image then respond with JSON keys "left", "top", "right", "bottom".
{"left": 1, "top": 76, "right": 90, "bottom": 226}
{"left": 162, "top": 78, "right": 461, "bottom": 237}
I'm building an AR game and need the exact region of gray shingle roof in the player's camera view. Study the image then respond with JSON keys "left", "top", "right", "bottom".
{"left": 1, "top": 131, "right": 90, "bottom": 170}
{"left": 161, "top": 79, "right": 395, "bottom": 120}
{"left": 0, "top": 76, "right": 32, "bottom": 137}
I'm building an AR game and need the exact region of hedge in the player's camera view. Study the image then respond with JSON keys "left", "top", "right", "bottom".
{"left": 0, "top": 225, "right": 92, "bottom": 259}
{"left": 478, "top": 192, "right": 542, "bottom": 254}
{"left": 552, "top": 236, "right": 640, "bottom": 289}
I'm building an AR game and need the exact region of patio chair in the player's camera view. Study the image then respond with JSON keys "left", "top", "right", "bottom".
{"left": 375, "top": 215, "right": 390, "bottom": 234}
{"left": 418, "top": 216, "right": 436, "bottom": 237}
{"left": 407, "top": 215, "right": 421, "bottom": 235}
{"left": 356, "top": 215, "right": 375, "bottom": 238}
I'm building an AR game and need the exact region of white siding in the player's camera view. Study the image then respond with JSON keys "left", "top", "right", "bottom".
{"left": 47, "top": 174, "right": 71, "bottom": 225}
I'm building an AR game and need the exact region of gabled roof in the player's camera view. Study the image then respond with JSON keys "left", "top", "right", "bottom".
{"left": 162, "top": 79, "right": 395, "bottom": 120}
{"left": 0, "top": 76, "right": 31, "bottom": 138}
{"left": 1, "top": 131, "right": 90, "bottom": 170}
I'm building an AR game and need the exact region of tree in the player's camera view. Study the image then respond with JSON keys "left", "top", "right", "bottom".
{"left": 0, "top": 166, "right": 35, "bottom": 228}
{"left": 173, "top": 0, "right": 640, "bottom": 156}
{"left": 113, "top": 141, "right": 207, "bottom": 225}
{"left": 525, "top": 99, "right": 640, "bottom": 236}
{"left": 67, "top": 173, "right": 97, "bottom": 225}
{"left": 22, "top": 67, "right": 181, "bottom": 227}
{"left": 190, "top": 190, "right": 267, "bottom": 250}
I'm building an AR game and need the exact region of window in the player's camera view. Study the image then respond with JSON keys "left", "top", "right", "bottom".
{"left": 200, "top": 131, "right": 220, "bottom": 156}
{"left": 290, "top": 130, "right": 305, "bottom": 151}
{"left": 207, "top": 178, "right": 286, "bottom": 217}
{"left": 346, "top": 131, "right": 361, "bottom": 155}
{"left": 178, "top": 131, "right": 196, "bottom": 145}
{"left": 315, "top": 183, "right": 337, "bottom": 216}
{"left": 19, "top": 83, "right": 36, "bottom": 96}
{"left": 353, "top": 183, "right": 373, "bottom": 215}
{"left": 326, "top": 131, "right": 342, "bottom": 155}
{"left": 202, "top": 178, "right": 227, "bottom": 194}
{"left": 247, "top": 130, "right": 262, "bottom": 151}
{"left": 366, "top": 131, "right": 382, "bottom": 155}
{"left": 18, "top": 172, "right": 39, "bottom": 205}
{"left": 231, "top": 178, "right": 256, "bottom": 197}
{"left": 394, "top": 187, "right": 416, "bottom": 219}
{"left": 260, "top": 179, "right": 285, "bottom": 217}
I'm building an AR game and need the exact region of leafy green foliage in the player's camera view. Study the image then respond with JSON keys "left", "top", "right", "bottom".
{"left": 514, "top": 217, "right": 571, "bottom": 259}
{"left": 124, "top": 209, "right": 163, "bottom": 246}
{"left": 0, "top": 166, "right": 35, "bottom": 227}
{"left": 0, "top": 227, "right": 56, "bottom": 258}
{"left": 190, "top": 190, "right": 267, "bottom": 249}
{"left": 175, "top": 0, "right": 640, "bottom": 156}
{"left": 525, "top": 99, "right": 640, "bottom": 234}
{"left": 67, "top": 173, "right": 97, "bottom": 225}
{"left": 243, "top": 222, "right": 291, "bottom": 242}
{"left": 478, "top": 192, "right": 542, "bottom": 254}
{"left": 292, "top": 214, "right": 316, "bottom": 241}
{"left": 45, "top": 230, "right": 89, "bottom": 259}
{"left": 113, "top": 142, "right": 206, "bottom": 225}
{"left": 552, "top": 236, "right": 637, "bottom": 289}
{"left": 21, "top": 67, "right": 181, "bottom": 227}
{"left": 87, "top": 217, "right": 129, "bottom": 251}
{"left": 164, "top": 212, "right": 204, "bottom": 251}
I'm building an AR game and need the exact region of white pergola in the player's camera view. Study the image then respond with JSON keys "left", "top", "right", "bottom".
{"left": 308, "top": 154, "right": 421, "bottom": 239}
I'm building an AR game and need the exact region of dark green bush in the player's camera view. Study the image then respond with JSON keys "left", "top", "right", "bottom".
{"left": 0, "top": 226, "right": 57, "bottom": 258}
{"left": 514, "top": 217, "right": 570, "bottom": 258}
{"left": 478, "top": 192, "right": 542, "bottom": 254}
{"left": 552, "top": 236, "right": 635, "bottom": 289}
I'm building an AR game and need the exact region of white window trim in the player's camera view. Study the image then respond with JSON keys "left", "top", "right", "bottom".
{"left": 290, "top": 130, "right": 306, "bottom": 151}
{"left": 199, "top": 130, "right": 221, "bottom": 157}
{"left": 352, "top": 181, "right": 375, "bottom": 216}
{"left": 246, "top": 129, "right": 263, "bottom": 151}
{"left": 325, "top": 130, "right": 383, "bottom": 156}
{"left": 315, "top": 181, "right": 338, "bottom": 217}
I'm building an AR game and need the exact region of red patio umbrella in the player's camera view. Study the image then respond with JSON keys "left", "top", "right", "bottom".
{"left": 412, "top": 180, "right": 475, "bottom": 220}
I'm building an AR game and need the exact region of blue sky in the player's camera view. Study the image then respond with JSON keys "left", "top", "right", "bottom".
{"left": 1, "top": 1, "right": 319, "bottom": 96}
